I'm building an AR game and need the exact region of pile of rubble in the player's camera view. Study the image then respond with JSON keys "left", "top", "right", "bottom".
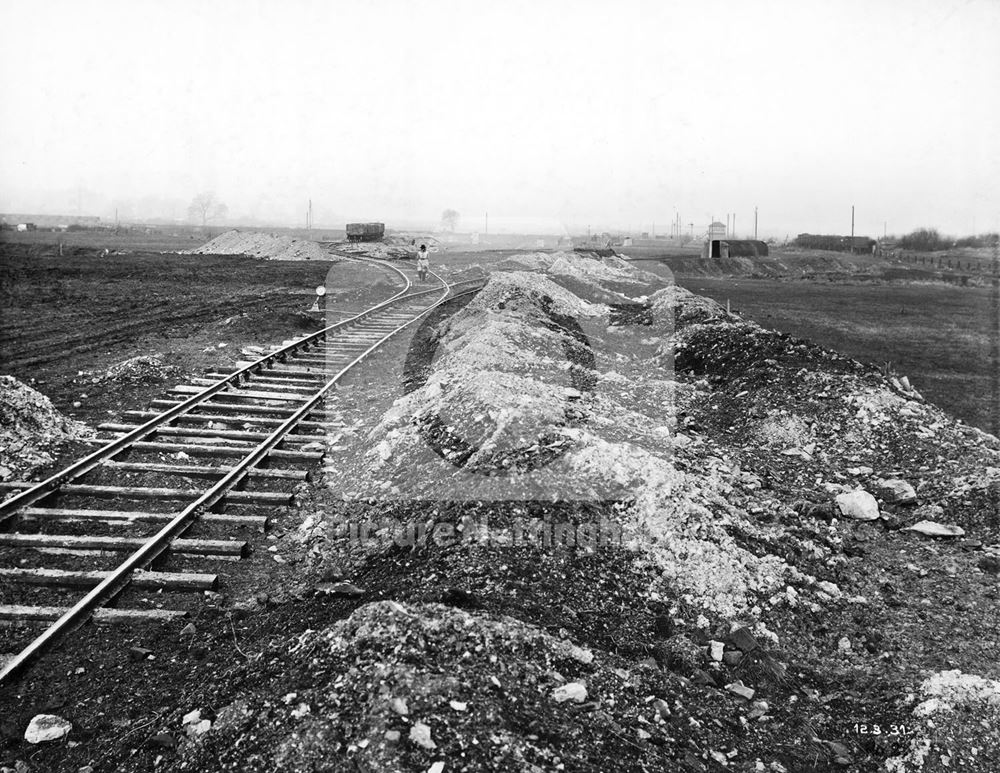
{"left": 0, "top": 375, "right": 90, "bottom": 480}
{"left": 327, "top": 256, "right": 801, "bottom": 617}
{"left": 331, "top": 242, "right": 414, "bottom": 260}
{"left": 308, "top": 249, "right": 1000, "bottom": 770}
{"left": 886, "top": 669, "right": 1000, "bottom": 772}
{"left": 97, "top": 354, "right": 179, "bottom": 386}
{"left": 175, "top": 600, "right": 765, "bottom": 772}
{"left": 182, "top": 230, "right": 331, "bottom": 261}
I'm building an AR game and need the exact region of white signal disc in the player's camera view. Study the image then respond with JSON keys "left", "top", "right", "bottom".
{"left": 316, "top": 285, "right": 327, "bottom": 296}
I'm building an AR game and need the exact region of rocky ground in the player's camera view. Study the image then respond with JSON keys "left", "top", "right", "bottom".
{"left": 1, "top": 250, "right": 998, "bottom": 772}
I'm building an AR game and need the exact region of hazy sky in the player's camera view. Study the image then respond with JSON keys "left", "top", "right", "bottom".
{"left": 1, "top": 0, "right": 998, "bottom": 237}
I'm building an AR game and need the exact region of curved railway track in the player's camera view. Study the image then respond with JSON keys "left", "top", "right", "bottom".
{"left": 0, "top": 258, "right": 481, "bottom": 686}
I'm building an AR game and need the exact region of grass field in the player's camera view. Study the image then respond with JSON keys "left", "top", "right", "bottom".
{"left": 676, "top": 277, "right": 997, "bottom": 433}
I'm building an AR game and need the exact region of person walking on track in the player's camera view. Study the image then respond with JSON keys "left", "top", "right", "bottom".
{"left": 416, "top": 244, "right": 430, "bottom": 282}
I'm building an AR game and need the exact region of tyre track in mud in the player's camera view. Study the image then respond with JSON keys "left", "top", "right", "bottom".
{"left": 0, "top": 290, "right": 290, "bottom": 370}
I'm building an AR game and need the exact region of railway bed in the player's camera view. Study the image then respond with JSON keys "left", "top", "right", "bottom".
{"left": 0, "top": 259, "right": 482, "bottom": 685}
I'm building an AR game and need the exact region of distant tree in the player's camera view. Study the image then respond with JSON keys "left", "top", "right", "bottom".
{"left": 899, "top": 228, "right": 951, "bottom": 252}
{"left": 955, "top": 232, "right": 999, "bottom": 249}
{"left": 441, "top": 209, "right": 460, "bottom": 232}
{"left": 188, "top": 193, "right": 228, "bottom": 227}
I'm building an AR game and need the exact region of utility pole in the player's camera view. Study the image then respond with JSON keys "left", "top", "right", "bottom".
{"left": 689, "top": 222, "right": 694, "bottom": 238}
{"left": 485, "top": 211, "right": 488, "bottom": 235}
{"left": 726, "top": 214, "right": 730, "bottom": 237}
{"left": 733, "top": 213, "right": 736, "bottom": 239}
{"left": 884, "top": 221, "right": 887, "bottom": 239}
{"left": 754, "top": 206, "right": 758, "bottom": 239}
{"left": 851, "top": 205, "right": 855, "bottom": 238}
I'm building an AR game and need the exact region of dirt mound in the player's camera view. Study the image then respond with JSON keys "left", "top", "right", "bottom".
{"left": 98, "top": 354, "right": 179, "bottom": 385}
{"left": 650, "top": 284, "right": 731, "bottom": 326}
{"left": 885, "top": 669, "right": 1000, "bottom": 771}
{"left": 328, "top": 266, "right": 800, "bottom": 617}
{"left": 331, "top": 242, "right": 414, "bottom": 260}
{"left": 495, "top": 251, "right": 664, "bottom": 301}
{"left": 176, "top": 600, "right": 760, "bottom": 772}
{"left": 182, "top": 230, "right": 331, "bottom": 261}
{"left": 0, "top": 375, "right": 90, "bottom": 480}
{"left": 495, "top": 251, "right": 554, "bottom": 271}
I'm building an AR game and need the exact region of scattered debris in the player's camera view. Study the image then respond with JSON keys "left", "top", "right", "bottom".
{"left": 903, "top": 520, "right": 966, "bottom": 538}
{"left": 23, "top": 715, "right": 72, "bottom": 744}
{"left": 876, "top": 478, "right": 917, "bottom": 504}
{"left": 552, "top": 682, "right": 588, "bottom": 703}
{"left": 724, "top": 681, "right": 755, "bottom": 700}
{"left": 314, "top": 581, "right": 365, "bottom": 597}
{"left": 835, "top": 490, "right": 881, "bottom": 521}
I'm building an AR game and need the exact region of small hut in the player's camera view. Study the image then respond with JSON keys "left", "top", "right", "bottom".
{"left": 702, "top": 239, "right": 769, "bottom": 259}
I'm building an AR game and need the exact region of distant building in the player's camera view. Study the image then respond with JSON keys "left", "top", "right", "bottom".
{"left": 1, "top": 213, "right": 101, "bottom": 229}
{"left": 702, "top": 239, "right": 769, "bottom": 259}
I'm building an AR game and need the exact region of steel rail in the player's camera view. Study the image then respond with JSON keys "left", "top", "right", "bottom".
{"left": 0, "top": 258, "right": 412, "bottom": 524}
{"left": 0, "top": 267, "right": 480, "bottom": 687}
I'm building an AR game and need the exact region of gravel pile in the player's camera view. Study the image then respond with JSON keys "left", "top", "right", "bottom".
{"left": 331, "top": 242, "right": 414, "bottom": 260}
{"left": 175, "top": 600, "right": 754, "bottom": 772}
{"left": 98, "top": 354, "right": 179, "bottom": 386}
{"left": 182, "top": 230, "right": 331, "bottom": 261}
{"left": 0, "top": 375, "right": 90, "bottom": 480}
{"left": 328, "top": 255, "right": 799, "bottom": 617}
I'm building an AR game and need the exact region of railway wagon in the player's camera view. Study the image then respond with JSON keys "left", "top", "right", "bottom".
{"left": 346, "top": 222, "right": 385, "bottom": 242}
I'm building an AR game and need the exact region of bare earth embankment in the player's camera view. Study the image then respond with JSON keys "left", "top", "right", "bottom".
{"left": 676, "top": 278, "right": 995, "bottom": 434}
{"left": 1, "top": 249, "right": 998, "bottom": 773}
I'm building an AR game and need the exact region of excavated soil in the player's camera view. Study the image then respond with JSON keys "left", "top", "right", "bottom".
{"left": 181, "top": 230, "right": 332, "bottom": 261}
{"left": 1, "top": 251, "right": 998, "bottom": 773}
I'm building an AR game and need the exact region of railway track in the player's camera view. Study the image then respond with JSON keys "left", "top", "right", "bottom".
{"left": 0, "top": 258, "right": 481, "bottom": 686}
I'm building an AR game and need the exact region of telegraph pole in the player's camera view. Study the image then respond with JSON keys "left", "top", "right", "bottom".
{"left": 733, "top": 213, "right": 736, "bottom": 239}
{"left": 851, "top": 205, "right": 855, "bottom": 238}
{"left": 485, "top": 211, "right": 488, "bottom": 235}
{"left": 754, "top": 206, "right": 758, "bottom": 239}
